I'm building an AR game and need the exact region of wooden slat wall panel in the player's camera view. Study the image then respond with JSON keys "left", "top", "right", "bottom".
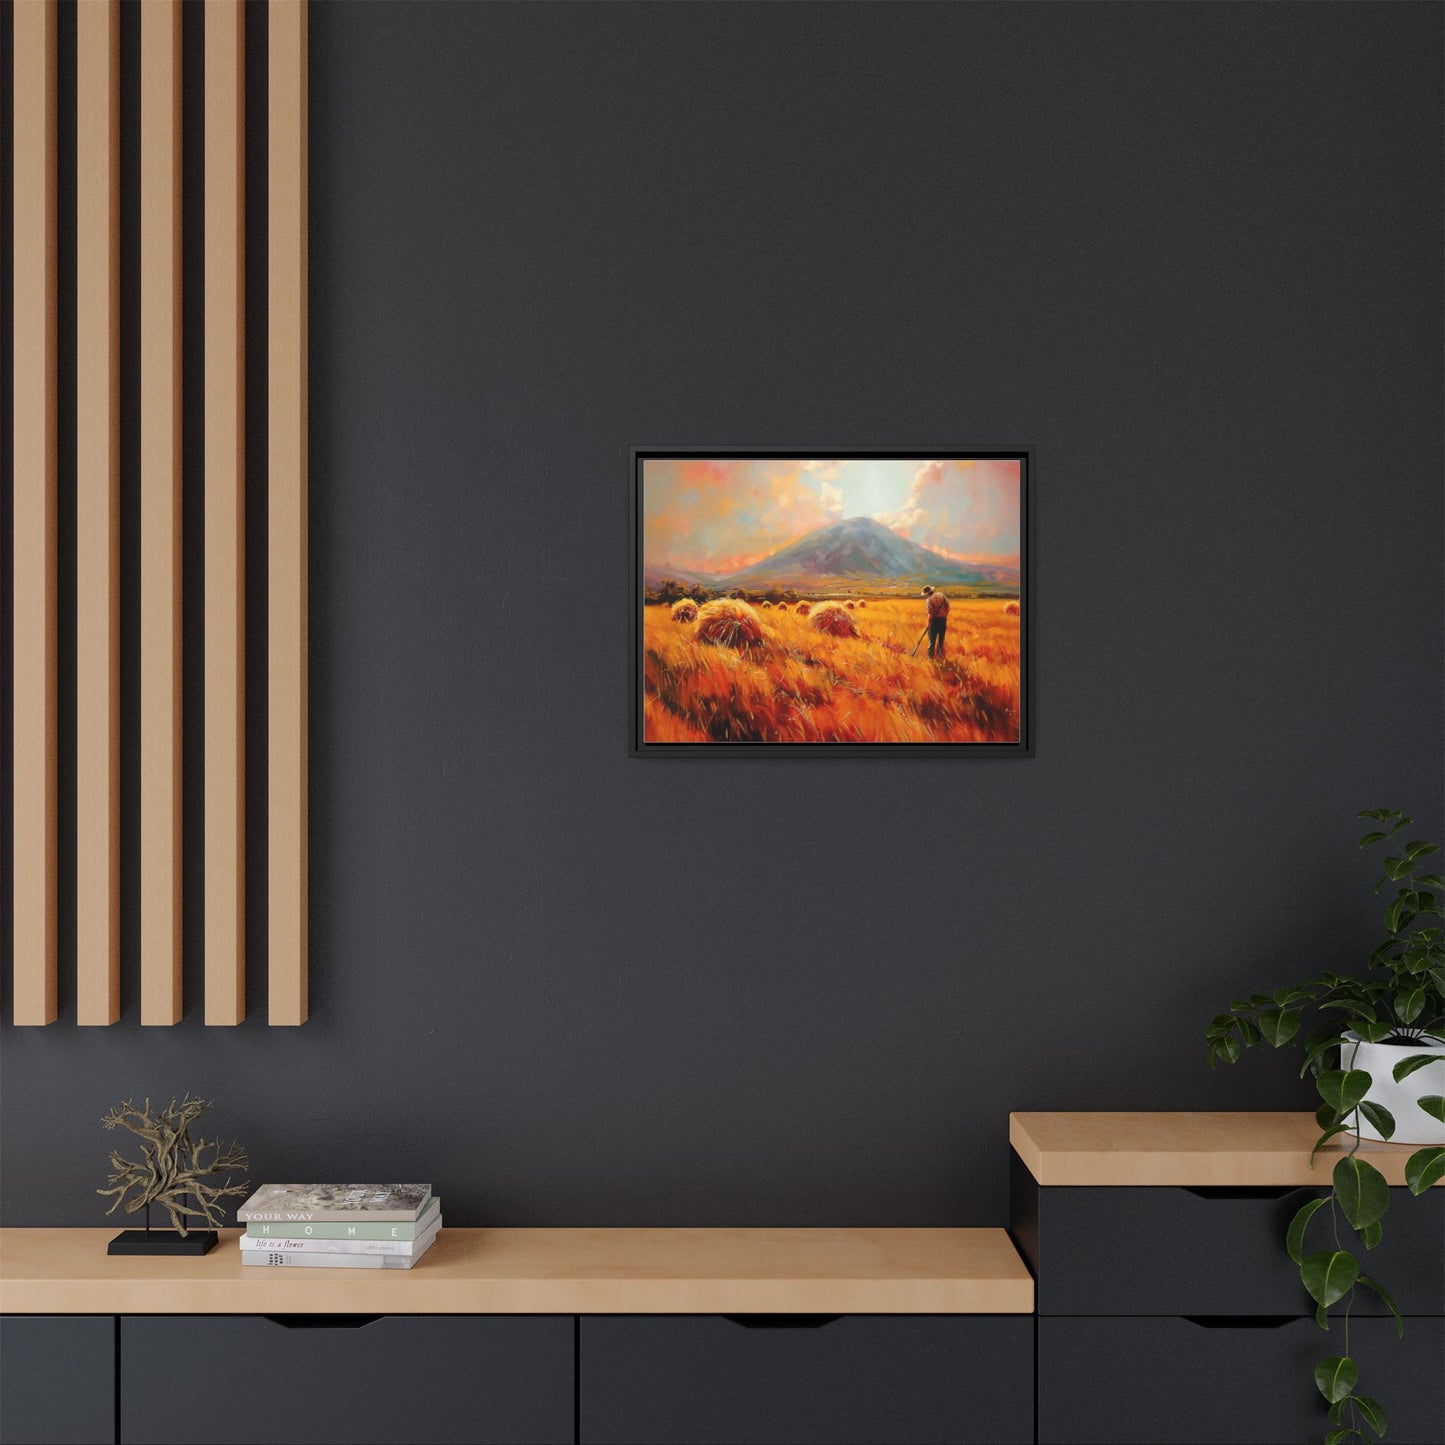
{"left": 11, "top": 0, "right": 59, "bottom": 1026}
{"left": 268, "top": 0, "right": 308, "bottom": 1024}
{"left": 75, "top": 0, "right": 121, "bottom": 1026}
{"left": 204, "top": 0, "right": 245, "bottom": 1024}
{"left": 139, "top": 0, "right": 183, "bottom": 1025}
{"left": 11, "top": 0, "right": 309, "bottom": 1027}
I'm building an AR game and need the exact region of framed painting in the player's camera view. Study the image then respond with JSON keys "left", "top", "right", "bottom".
{"left": 632, "top": 450, "right": 1033, "bottom": 755}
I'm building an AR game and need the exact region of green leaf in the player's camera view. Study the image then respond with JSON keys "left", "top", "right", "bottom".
{"left": 1301, "top": 1249, "right": 1359, "bottom": 1307}
{"left": 1386, "top": 892, "right": 1418, "bottom": 934}
{"left": 1404, "top": 840, "right": 1440, "bottom": 861}
{"left": 1321, "top": 1001, "right": 1378, "bottom": 1022}
{"left": 1258, "top": 1007, "right": 1301, "bottom": 1047}
{"left": 1355, "top": 1394, "right": 1387, "bottom": 1439}
{"left": 1405, "top": 1147, "right": 1445, "bottom": 1194}
{"left": 1417, "top": 1096, "right": 1445, "bottom": 1123}
{"left": 1416, "top": 873, "right": 1445, "bottom": 891}
{"left": 1209, "top": 1034, "right": 1241, "bottom": 1066}
{"left": 1318, "top": 1069, "right": 1372, "bottom": 1115}
{"left": 1333, "top": 1157, "right": 1390, "bottom": 1230}
{"left": 1357, "top": 1219, "right": 1383, "bottom": 1250}
{"left": 1324, "top": 1429, "right": 1364, "bottom": 1445}
{"left": 1286, "top": 1196, "right": 1329, "bottom": 1264}
{"left": 1353, "top": 1020, "right": 1395, "bottom": 1044}
{"left": 1359, "top": 1101, "right": 1395, "bottom": 1140}
{"left": 1316, "top": 1299, "right": 1329, "bottom": 1330}
{"left": 1312, "top": 1124, "right": 1353, "bottom": 1164}
{"left": 1302, "top": 1032, "right": 1345, "bottom": 1079}
{"left": 1358, "top": 831, "right": 1388, "bottom": 847}
{"left": 1356, "top": 1276, "right": 1403, "bottom": 1338}
{"left": 1317, "top": 1102, "right": 1343, "bottom": 1130}
{"left": 1384, "top": 856, "right": 1410, "bottom": 879}
{"left": 1357, "top": 808, "right": 1390, "bottom": 821}
{"left": 1392, "top": 1053, "right": 1443, "bottom": 1083}
{"left": 1394, "top": 988, "right": 1425, "bottom": 1025}
{"left": 1315, "top": 1355, "right": 1358, "bottom": 1404}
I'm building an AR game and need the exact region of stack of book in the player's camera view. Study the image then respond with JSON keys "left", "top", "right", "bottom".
{"left": 236, "top": 1184, "right": 441, "bottom": 1270}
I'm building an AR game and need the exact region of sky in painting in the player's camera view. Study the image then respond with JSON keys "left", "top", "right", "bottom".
{"left": 642, "top": 457, "right": 1022, "bottom": 574}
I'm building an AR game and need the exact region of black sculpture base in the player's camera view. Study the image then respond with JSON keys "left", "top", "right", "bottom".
{"left": 108, "top": 1229, "right": 218, "bottom": 1256}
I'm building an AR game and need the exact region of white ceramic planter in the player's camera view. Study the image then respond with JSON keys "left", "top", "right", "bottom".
{"left": 1341, "top": 1031, "right": 1445, "bottom": 1145}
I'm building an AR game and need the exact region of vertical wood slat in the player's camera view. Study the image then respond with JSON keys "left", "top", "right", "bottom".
{"left": 75, "top": 0, "right": 121, "bottom": 1026}
{"left": 140, "top": 0, "right": 183, "bottom": 1024}
{"left": 11, "top": 0, "right": 59, "bottom": 1025}
{"left": 268, "top": 0, "right": 308, "bottom": 1024}
{"left": 204, "top": 0, "right": 245, "bottom": 1024}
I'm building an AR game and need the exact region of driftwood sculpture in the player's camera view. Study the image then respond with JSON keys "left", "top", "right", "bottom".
{"left": 98, "top": 1096, "right": 249, "bottom": 1236}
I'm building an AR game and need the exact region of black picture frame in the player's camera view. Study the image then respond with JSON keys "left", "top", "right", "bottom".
{"left": 631, "top": 449, "right": 1034, "bottom": 757}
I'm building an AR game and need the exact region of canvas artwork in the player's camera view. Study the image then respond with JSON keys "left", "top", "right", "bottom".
{"left": 634, "top": 451, "right": 1030, "bottom": 752}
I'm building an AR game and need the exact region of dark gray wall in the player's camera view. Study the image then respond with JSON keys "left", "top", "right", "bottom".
{"left": 3, "top": 1, "right": 1442, "bottom": 1227}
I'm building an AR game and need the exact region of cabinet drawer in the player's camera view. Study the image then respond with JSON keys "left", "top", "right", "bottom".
{"left": 1039, "top": 1315, "right": 1445, "bottom": 1444}
{"left": 580, "top": 1315, "right": 1032, "bottom": 1445}
{"left": 120, "top": 1316, "right": 572, "bottom": 1444}
{"left": 0, "top": 1317, "right": 115, "bottom": 1445}
{"left": 1011, "top": 1151, "right": 1445, "bottom": 1316}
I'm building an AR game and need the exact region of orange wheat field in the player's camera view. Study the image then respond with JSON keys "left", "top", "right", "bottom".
{"left": 642, "top": 597, "right": 1021, "bottom": 744}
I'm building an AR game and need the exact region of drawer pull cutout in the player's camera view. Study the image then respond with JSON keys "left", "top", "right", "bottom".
{"left": 263, "top": 1314, "right": 383, "bottom": 1329}
{"left": 1183, "top": 1316, "right": 1296, "bottom": 1329}
{"left": 1180, "top": 1186, "right": 1308, "bottom": 1201}
{"left": 724, "top": 1314, "right": 842, "bottom": 1329}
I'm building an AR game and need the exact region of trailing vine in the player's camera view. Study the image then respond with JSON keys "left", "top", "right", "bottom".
{"left": 1207, "top": 809, "right": 1445, "bottom": 1443}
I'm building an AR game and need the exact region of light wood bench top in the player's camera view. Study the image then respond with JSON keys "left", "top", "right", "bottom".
{"left": 0, "top": 1227, "right": 1034, "bottom": 1315}
{"left": 1010, "top": 1112, "right": 1441, "bottom": 1187}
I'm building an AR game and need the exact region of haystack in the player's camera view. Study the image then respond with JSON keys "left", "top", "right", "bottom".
{"left": 796, "top": 601, "right": 811, "bottom": 615}
{"left": 694, "top": 597, "right": 765, "bottom": 648}
{"left": 670, "top": 598, "right": 699, "bottom": 623}
{"left": 760, "top": 600, "right": 773, "bottom": 609}
{"left": 857, "top": 600, "right": 867, "bottom": 608}
{"left": 809, "top": 601, "right": 860, "bottom": 638}
{"left": 1004, "top": 602, "right": 1020, "bottom": 617}
{"left": 845, "top": 600, "right": 856, "bottom": 609}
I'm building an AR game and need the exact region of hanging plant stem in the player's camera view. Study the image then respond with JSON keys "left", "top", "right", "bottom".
{"left": 1208, "top": 808, "right": 1445, "bottom": 1444}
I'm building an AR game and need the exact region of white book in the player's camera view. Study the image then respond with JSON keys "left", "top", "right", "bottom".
{"left": 242, "top": 1232, "right": 437, "bottom": 1270}
{"left": 239, "top": 1218, "right": 441, "bottom": 1257}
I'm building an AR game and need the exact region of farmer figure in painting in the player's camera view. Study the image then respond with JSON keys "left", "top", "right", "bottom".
{"left": 922, "top": 585, "right": 949, "bottom": 658}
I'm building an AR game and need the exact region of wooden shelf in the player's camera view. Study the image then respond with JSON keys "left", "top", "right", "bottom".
{"left": 1010, "top": 1112, "right": 1443, "bottom": 1188}
{"left": 0, "top": 1227, "right": 1033, "bottom": 1316}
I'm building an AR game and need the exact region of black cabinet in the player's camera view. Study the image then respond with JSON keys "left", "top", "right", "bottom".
{"left": 0, "top": 1316, "right": 115, "bottom": 1445}
{"left": 1038, "top": 1315, "right": 1445, "bottom": 1445}
{"left": 1013, "top": 1147, "right": 1445, "bottom": 1445}
{"left": 1010, "top": 1151, "right": 1445, "bottom": 1317}
{"left": 580, "top": 1314, "right": 1033, "bottom": 1445}
{"left": 119, "top": 1315, "right": 573, "bottom": 1445}
{"left": 7, "top": 1309, "right": 1036, "bottom": 1445}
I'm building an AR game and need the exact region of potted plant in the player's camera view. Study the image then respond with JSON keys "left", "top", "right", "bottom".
{"left": 1206, "top": 808, "right": 1444, "bottom": 1445}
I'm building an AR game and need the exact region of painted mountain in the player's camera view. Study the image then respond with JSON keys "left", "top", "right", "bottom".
{"left": 642, "top": 562, "right": 721, "bottom": 592}
{"left": 713, "top": 516, "right": 1019, "bottom": 592}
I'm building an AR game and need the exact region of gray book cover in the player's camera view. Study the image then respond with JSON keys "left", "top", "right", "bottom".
{"left": 237, "top": 1183, "right": 432, "bottom": 1222}
{"left": 238, "top": 1218, "right": 441, "bottom": 1255}
{"left": 245, "top": 1199, "right": 439, "bottom": 1239}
